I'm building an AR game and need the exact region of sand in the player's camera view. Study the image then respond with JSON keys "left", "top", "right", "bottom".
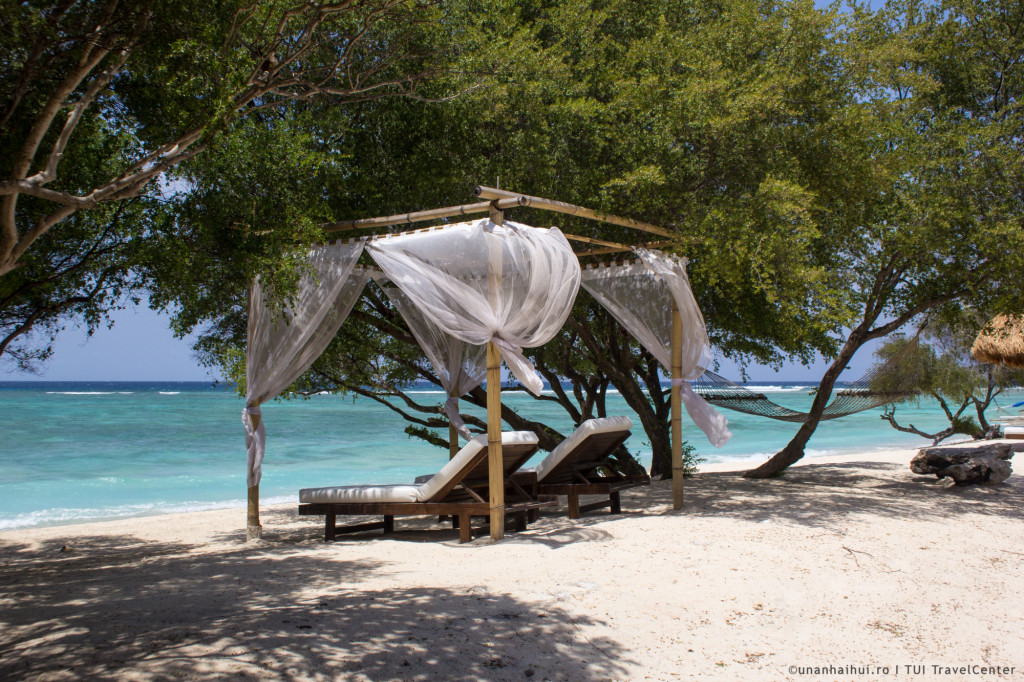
{"left": 2, "top": 444, "right": 1023, "bottom": 681}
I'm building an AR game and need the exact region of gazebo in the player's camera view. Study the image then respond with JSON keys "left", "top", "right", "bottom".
{"left": 241, "top": 187, "right": 731, "bottom": 541}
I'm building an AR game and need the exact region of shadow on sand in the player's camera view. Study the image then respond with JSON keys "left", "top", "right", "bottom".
{"left": 0, "top": 531, "right": 631, "bottom": 680}
{"left": 641, "top": 460, "right": 1024, "bottom": 528}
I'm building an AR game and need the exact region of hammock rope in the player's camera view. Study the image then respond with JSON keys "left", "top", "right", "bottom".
{"left": 691, "top": 363, "right": 918, "bottom": 423}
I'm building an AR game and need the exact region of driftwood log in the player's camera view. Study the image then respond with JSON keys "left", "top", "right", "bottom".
{"left": 910, "top": 444, "right": 1017, "bottom": 486}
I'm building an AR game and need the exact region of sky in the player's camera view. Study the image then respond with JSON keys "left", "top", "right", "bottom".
{"left": 10, "top": 305, "right": 218, "bottom": 382}
{"left": 6, "top": 0, "right": 881, "bottom": 385}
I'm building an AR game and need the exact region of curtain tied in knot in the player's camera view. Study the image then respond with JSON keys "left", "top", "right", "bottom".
{"left": 668, "top": 379, "right": 732, "bottom": 448}
{"left": 368, "top": 220, "right": 578, "bottom": 400}
{"left": 489, "top": 335, "right": 545, "bottom": 396}
{"left": 242, "top": 405, "right": 266, "bottom": 488}
{"left": 443, "top": 396, "right": 473, "bottom": 441}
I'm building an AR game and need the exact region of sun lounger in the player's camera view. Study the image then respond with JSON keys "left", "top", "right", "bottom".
{"left": 514, "top": 417, "right": 649, "bottom": 518}
{"left": 298, "top": 431, "right": 554, "bottom": 542}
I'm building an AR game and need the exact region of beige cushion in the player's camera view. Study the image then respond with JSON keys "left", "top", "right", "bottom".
{"left": 416, "top": 431, "right": 539, "bottom": 501}
{"left": 299, "top": 431, "right": 540, "bottom": 505}
{"left": 535, "top": 416, "right": 633, "bottom": 482}
{"left": 414, "top": 435, "right": 487, "bottom": 501}
{"left": 299, "top": 484, "right": 420, "bottom": 504}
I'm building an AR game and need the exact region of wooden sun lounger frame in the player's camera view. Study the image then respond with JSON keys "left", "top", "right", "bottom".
{"left": 515, "top": 428, "right": 650, "bottom": 519}
{"left": 299, "top": 441, "right": 555, "bottom": 543}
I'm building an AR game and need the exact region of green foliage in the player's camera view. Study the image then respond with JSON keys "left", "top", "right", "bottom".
{"left": 172, "top": 0, "right": 1024, "bottom": 474}
{"left": 746, "top": 0, "right": 1024, "bottom": 475}
{"left": 951, "top": 416, "right": 982, "bottom": 438}
{"left": 871, "top": 336, "right": 983, "bottom": 404}
{"left": 0, "top": 93, "right": 158, "bottom": 365}
{"left": 8, "top": 0, "right": 1023, "bottom": 476}
{"left": 679, "top": 439, "right": 703, "bottom": 477}
{"left": 1, "top": 0, "right": 458, "bottom": 370}
{"left": 317, "top": 0, "right": 859, "bottom": 370}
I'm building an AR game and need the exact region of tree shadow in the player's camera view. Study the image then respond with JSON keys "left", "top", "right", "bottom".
{"left": 0, "top": 533, "right": 632, "bottom": 680}
{"left": 637, "top": 461, "right": 1024, "bottom": 529}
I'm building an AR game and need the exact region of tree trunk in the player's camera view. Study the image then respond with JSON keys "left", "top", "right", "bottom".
{"left": 743, "top": 327, "right": 868, "bottom": 478}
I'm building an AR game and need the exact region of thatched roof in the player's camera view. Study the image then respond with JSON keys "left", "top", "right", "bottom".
{"left": 971, "top": 314, "right": 1024, "bottom": 368}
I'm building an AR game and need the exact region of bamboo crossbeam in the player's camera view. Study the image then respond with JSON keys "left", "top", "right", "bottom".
{"left": 474, "top": 186, "right": 674, "bottom": 239}
{"left": 575, "top": 240, "right": 674, "bottom": 257}
{"left": 322, "top": 197, "right": 526, "bottom": 232}
{"left": 563, "top": 234, "right": 630, "bottom": 250}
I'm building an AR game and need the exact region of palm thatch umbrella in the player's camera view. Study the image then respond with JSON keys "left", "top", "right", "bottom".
{"left": 971, "top": 314, "right": 1024, "bottom": 369}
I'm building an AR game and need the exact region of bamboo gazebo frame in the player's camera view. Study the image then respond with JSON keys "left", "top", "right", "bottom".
{"left": 248, "top": 186, "right": 687, "bottom": 542}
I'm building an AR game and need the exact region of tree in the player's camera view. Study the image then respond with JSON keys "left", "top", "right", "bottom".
{"left": 743, "top": 0, "right": 1024, "bottom": 477}
{"left": 873, "top": 320, "right": 1024, "bottom": 444}
{"left": 167, "top": 0, "right": 858, "bottom": 477}
{"left": 310, "top": 0, "right": 868, "bottom": 476}
{"left": 0, "top": 0, "right": 454, "bottom": 370}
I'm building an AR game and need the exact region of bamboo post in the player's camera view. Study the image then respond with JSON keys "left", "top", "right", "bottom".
{"left": 449, "top": 422, "right": 459, "bottom": 459}
{"left": 671, "top": 304, "right": 684, "bottom": 510}
{"left": 489, "top": 200, "right": 504, "bottom": 226}
{"left": 486, "top": 341, "right": 505, "bottom": 540}
{"left": 246, "top": 411, "right": 263, "bottom": 540}
{"left": 486, "top": 202, "right": 505, "bottom": 540}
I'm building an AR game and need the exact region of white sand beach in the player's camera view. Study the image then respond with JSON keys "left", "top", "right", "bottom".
{"left": 2, "top": 444, "right": 1022, "bottom": 681}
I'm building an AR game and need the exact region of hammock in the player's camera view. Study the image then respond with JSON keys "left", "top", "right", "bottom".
{"left": 691, "top": 368, "right": 917, "bottom": 423}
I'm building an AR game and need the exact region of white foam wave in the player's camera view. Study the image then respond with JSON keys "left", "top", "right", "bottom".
{"left": 46, "top": 391, "right": 116, "bottom": 395}
{"left": 705, "top": 448, "right": 837, "bottom": 465}
{"left": 747, "top": 385, "right": 812, "bottom": 393}
{"left": 158, "top": 391, "right": 180, "bottom": 395}
{"left": 0, "top": 498, "right": 248, "bottom": 530}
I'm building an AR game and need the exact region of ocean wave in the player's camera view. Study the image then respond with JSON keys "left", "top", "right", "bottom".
{"left": 46, "top": 391, "right": 117, "bottom": 395}
{"left": 0, "top": 498, "right": 249, "bottom": 530}
{"left": 705, "top": 448, "right": 837, "bottom": 465}
{"left": 747, "top": 385, "right": 812, "bottom": 393}
{"left": 158, "top": 391, "right": 180, "bottom": 395}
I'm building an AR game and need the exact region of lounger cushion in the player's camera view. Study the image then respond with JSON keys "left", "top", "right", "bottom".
{"left": 535, "top": 416, "right": 633, "bottom": 483}
{"left": 299, "top": 431, "right": 541, "bottom": 505}
{"left": 299, "top": 484, "right": 421, "bottom": 504}
{"left": 1004, "top": 426, "right": 1024, "bottom": 439}
{"left": 416, "top": 431, "right": 539, "bottom": 502}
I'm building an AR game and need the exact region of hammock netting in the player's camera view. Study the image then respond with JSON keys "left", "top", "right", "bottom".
{"left": 691, "top": 365, "right": 918, "bottom": 423}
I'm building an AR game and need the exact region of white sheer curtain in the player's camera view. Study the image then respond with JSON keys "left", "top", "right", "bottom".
{"left": 581, "top": 249, "right": 731, "bottom": 447}
{"left": 367, "top": 219, "right": 580, "bottom": 395}
{"left": 244, "top": 241, "right": 368, "bottom": 486}
{"left": 382, "top": 285, "right": 487, "bottom": 440}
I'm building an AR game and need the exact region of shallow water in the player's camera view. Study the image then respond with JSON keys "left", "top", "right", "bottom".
{"left": 1, "top": 380, "right": 1018, "bottom": 529}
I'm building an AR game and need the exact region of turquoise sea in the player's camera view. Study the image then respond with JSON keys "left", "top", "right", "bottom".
{"left": 2, "top": 380, "right": 1020, "bottom": 530}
